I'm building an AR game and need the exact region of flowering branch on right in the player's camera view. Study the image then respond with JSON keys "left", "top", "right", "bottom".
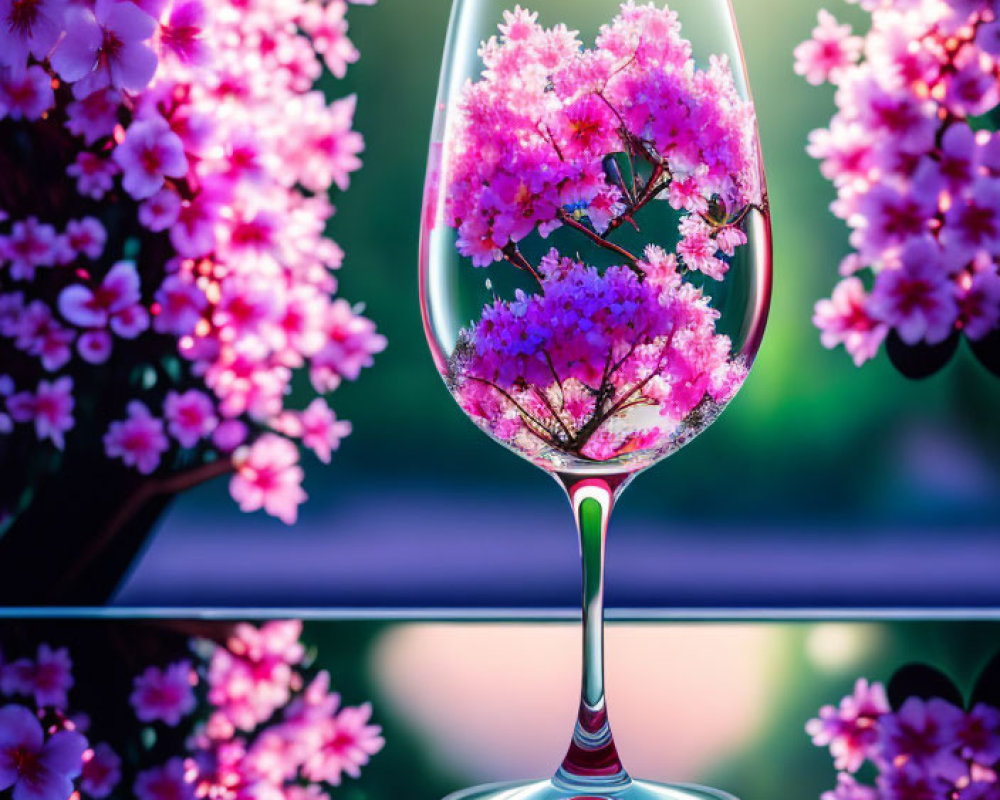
{"left": 807, "top": 653, "right": 1000, "bottom": 800}
{"left": 797, "top": 0, "right": 1000, "bottom": 379}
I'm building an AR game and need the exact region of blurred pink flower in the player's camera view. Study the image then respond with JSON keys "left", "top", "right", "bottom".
{"left": 163, "top": 390, "right": 217, "bottom": 448}
{"left": 113, "top": 117, "right": 188, "bottom": 200}
{"left": 80, "top": 743, "right": 121, "bottom": 798}
{"left": 6, "top": 378, "right": 75, "bottom": 450}
{"left": 0, "top": 66, "right": 54, "bottom": 120}
{"left": 794, "top": 10, "right": 862, "bottom": 86}
{"left": 130, "top": 661, "right": 197, "bottom": 727}
{"left": 103, "top": 401, "right": 169, "bottom": 474}
{"left": 134, "top": 759, "right": 194, "bottom": 800}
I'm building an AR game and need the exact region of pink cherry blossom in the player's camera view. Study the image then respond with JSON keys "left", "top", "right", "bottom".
{"left": 0, "top": 0, "right": 66, "bottom": 70}
{"left": 0, "top": 705, "right": 87, "bottom": 800}
{"left": 0, "top": 645, "right": 74, "bottom": 709}
{"left": 7, "top": 377, "right": 75, "bottom": 450}
{"left": 869, "top": 238, "right": 960, "bottom": 345}
{"left": 814, "top": 277, "right": 888, "bottom": 366}
{"left": 273, "top": 398, "right": 350, "bottom": 464}
{"left": 229, "top": 434, "right": 306, "bottom": 525}
{"left": 301, "top": 703, "right": 384, "bottom": 785}
{"left": 64, "top": 218, "right": 107, "bottom": 261}
{"left": 80, "top": 743, "right": 121, "bottom": 798}
{"left": 130, "top": 661, "right": 197, "bottom": 726}
{"left": 156, "top": 0, "right": 207, "bottom": 65}
{"left": 50, "top": 0, "right": 158, "bottom": 98}
{"left": 67, "top": 152, "right": 119, "bottom": 200}
{"left": 139, "top": 189, "right": 182, "bottom": 231}
{"left": 0, "top": 65, "right": 54, "bottom": 120}
{"left": 4, "top": 217, "right": 56, "bottom": 281}
{"left": 794, "top": 10, "right": 863, "bottom": 86}
{"left": 65, "top": 89, "right": 120, "bottom": 145}
{"left": 163, "top": 389, "right": 217, "bottom": 448}
{"left": 113, "top": 116, "right": 188, "bottom": 200}
{"left": 103, "top": 401, "right": 169, "bottom": 474}
{"left": 134, "top": 759, "right": 194, "bottom": 800}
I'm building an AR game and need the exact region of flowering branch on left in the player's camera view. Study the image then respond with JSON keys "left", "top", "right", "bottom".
{"left": 0, "top": 0, "right": 386, "bottom": 546}
{"left": 0, "top": 620, "right": 385, "bottom": 800}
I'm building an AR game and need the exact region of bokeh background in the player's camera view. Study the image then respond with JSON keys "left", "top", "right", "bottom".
{"left": 117, "top": 0, "right": 1000, "bottom": 607}
{"left": 2, "top": 616, "right": 999, "bottom": 800}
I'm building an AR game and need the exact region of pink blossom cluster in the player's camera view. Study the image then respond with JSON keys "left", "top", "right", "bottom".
{"left": 453, "top": 247, "right": 746, "bottom": 463}
{"left": 0, "top": 0, "right": 385, "bottom": 523}
{"left": 0, "top": 644, "right": 119, "bottom": 800}
{"left": 133, "top": 621, "right": 383, "bottom": 800}
{"left": 0, "top": 621, "right": 383, "bottom": 800}
{"left": 440, "top": 3, "right": 761, "bottom": 465}
{"left": 799, "top": 0, "right": 1000, "bottom": 369}
{"left": 446, "top": 3, "right": 761, "bottom": 272}
{"left": 808, "top": 679, "right": 1000, "bottom": 800}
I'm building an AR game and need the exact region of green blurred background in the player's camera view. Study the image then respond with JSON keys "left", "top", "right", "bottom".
{"left": 118, "top": 0, "right": 1000, "bottom": 606}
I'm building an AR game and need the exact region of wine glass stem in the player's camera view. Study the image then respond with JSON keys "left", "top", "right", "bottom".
{"left": 554, "top": 476, "right": 631, "bottom": 792}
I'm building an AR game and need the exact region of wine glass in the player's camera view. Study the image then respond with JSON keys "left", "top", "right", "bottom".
{"left": 419, "top": 1, "right": 771, "bottom": 798}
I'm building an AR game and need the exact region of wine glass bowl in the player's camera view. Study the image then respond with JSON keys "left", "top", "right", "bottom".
{"left": 419, "top": 1, "right": 771, "bottom": 798}
{"left": 420, "top": 0, "right": 771, "bottom": 479}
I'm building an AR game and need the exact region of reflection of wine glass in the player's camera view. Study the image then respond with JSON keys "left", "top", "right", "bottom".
{"left": 420, "top": 2, "right": 771, "bottom": 799}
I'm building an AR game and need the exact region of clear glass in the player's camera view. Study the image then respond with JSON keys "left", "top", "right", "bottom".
{"left": 419, "top": 1, "right": 771, "bottom": 798}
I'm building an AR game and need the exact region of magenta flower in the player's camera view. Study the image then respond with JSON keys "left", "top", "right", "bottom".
{"left": 302, "top": 703, "right": 384, "bottom": 786}
{"left": 63, "top": 218, "right": 107, "bottom": 262}
{"left": 959, "top": 265, "right": 1000, "bottom": 341}
{"left": 869, "top": 238, "right": 959, "bottom": 345}
{"left": 0, "top": 66, "right": 54, "bottom": 121}
{"left": 66, "top": 153, "right": 119, "bottom": 201}
{"left": 230, "top": 434, "right": 307, "bottom": 526}
{"left": 6, "top": 378, "right": 75, "bottom": 450}
{"left": 134, "top": 759, "right": 194, "bottom": 800}
{"left": 0, "top": 0, "right": 66, "bottom": 70}
{"left": 879, "top": 697, "right": 967, "bottom": 782}
{"left": 156, "top": 0, "right": 207, "bottom": 66}
{"left": 79, "top": 743, "right": 121, "bottom": 798}
{"left": 113, "top": 116, "right": 188, "bottom": 200}
{"left": 0, "top": 706, "right": 87, "bottom": 800}
{"left": 50, "top": 0, "right": 158, "bottom": 98}
{"left": 59, "top": 261, "right": 149, "bottom": 344}
{"left": 794, "top": 10, "right": 862, "bottom": 86}
{"left": 130, "top": 661, "right": 197, "bottom": 727}
{"left": 162, "top": 388, "right": 217, "bottom": 448}
{"left": 4, "top": 217, "right": 56, "bottom": 282}
{"left": 64, "top": 89, "right": 120, "bottom": 145}
{"left": 814, "top": 277, "right": 888, "bottom": 366}
{"left": 103, "top": 401, "right": 169, "bottom": 475}
{"left": 273, "top": 399, "right": 350, "bottom": 465}
{"left": 806, "top": 679, "right": 888, "bottom": 774}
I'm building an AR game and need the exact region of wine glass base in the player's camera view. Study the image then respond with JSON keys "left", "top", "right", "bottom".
{"left": 444, "top": 779, "right": 738, "bottom": 800}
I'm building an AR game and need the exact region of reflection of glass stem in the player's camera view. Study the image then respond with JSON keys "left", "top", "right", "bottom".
{"left": 554, "top": 476, "right": 632, "bottom": 792}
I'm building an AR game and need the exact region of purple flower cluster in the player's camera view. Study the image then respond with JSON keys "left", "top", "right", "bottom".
{"left": 454, "top": 247, "right": 746, "bottom": 463}
{"left": 799, "top": 0, "right": 1000, "bottom": 368}
{"left": 0, "top": 0, "right": 386, "bottom": 524}
{"left": 446, "top": 3, "right": 761, "bottom": 273}
{"left": 0, "top": 622, "right": 383, "bottom": 800}
{"left": 808, "top": 679, "right": 1000, "bottom": 800}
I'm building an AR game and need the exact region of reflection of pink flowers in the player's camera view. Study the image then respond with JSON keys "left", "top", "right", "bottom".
{"left": 103, "top": 401, "right": 169, "bottom": 475}
{"left": 80, "top": 743, "right": 121, "bottom": 798}
{"left": 1, "top": 644, "right": 75, "bottom": 709}
{"left": 130, "top": 661, "right": 197, "bottom": 727}
{"left": 811, "top": 677, "right": 1000, "bottom": 800}
{"left": 134, "top": 759, "right": 194, "bottom": 800}
{"left": 807, "top": 679, "right": 888, "bottom": 774}
{"left": 800, "top": 0, "right": 1000, "bottom": 367}
{"left": 301, "top": 702, "right": 384, "bottom": 786}
{"left": 0, "top": 705, "right": 87, "bottom": 800}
